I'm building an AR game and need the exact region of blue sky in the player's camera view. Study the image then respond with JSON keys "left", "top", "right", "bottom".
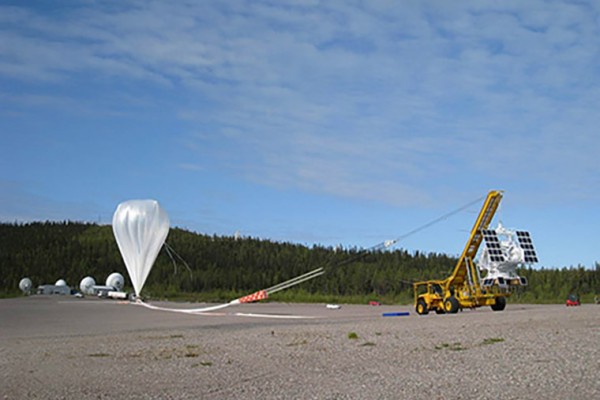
{"left": 1, "top": 0, "right": 598, "bottom": 268}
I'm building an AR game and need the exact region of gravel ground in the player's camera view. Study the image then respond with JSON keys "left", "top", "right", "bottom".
{"left": 1, "top": 296, "right": 599, "bottom": 399}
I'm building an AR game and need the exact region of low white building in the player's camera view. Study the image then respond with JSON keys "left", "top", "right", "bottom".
{"left": 36, "top": 285, "right": 71, "bottom": 295}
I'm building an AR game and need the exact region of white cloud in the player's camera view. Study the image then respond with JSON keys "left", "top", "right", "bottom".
{"left": 2, "top": 0, "right": 599, "bottom": 206}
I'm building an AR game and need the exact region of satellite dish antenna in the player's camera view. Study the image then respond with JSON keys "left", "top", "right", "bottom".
{"left": 106, "top": 272, "right": 125, "bottom": 291}
{"left": 19, "top": 278, "right": 32, "bottom": 294}
{"left": 79, "top": 276, "right": 96, "bottom": 295}
{"left": 55, "top": 279, "right": 67, "bottom": 287}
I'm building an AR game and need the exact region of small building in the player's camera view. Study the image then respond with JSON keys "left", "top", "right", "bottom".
{"left": 36, "top": 285, "right": 71, "bottom": 295}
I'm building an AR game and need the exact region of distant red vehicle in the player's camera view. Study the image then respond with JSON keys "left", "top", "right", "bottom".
{"left": 566, "top": 294, "right": 580, "bottom": 306}
{"left": 369, "top": 301, "right": 381, "bottom": 306}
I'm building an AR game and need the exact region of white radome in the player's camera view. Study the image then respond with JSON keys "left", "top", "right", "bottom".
{"left": 55, "top": 279, "right": 67, "bottom": 287}
{"left": 79, "top": 276, "right": 96, "bottom": 295}
{"left": 106, "top": 272, "right": 125, "bottom": 291}
{"left": 19, "top": 277, "right": 33, "bottom": 293}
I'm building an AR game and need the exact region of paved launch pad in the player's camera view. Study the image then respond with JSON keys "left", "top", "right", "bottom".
{"left": 0, "top": 295, "right": 414, "bottom": 340}
{"left": 2, "top": 296, "right": 599, "bottom": 399}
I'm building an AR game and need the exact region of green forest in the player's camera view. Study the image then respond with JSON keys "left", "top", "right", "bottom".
{"left": 1, "top": 222, "right": 598, "bottom": 304}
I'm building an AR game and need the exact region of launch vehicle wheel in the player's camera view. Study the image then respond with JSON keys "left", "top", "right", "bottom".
{"left": 444, "top": 297, "right": 459, "bottom": 314}
{"left": 491, "top": 296, "right": 506, "bottom": 311}
{"left": 416, "top": 300, "right": 429, "bottom": 315}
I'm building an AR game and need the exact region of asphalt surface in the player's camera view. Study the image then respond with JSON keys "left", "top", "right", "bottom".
{"left": 1, "top": 296, "right": 599, "bottom": 399}
{"left": 0, "top": 296, "right": 412, "bottom": 339}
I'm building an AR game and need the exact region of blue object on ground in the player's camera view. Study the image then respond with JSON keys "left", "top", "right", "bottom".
{"left": 382, "top": 312, "right": 410, "bottom": 317}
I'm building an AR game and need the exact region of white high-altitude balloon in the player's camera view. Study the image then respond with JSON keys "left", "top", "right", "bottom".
{"left": 112, "top": 200, "right": 169, "bottom": 297}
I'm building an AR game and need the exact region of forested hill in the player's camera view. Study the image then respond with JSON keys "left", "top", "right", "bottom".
{"left": 1, "top": 222, "right": 598, "bottom": 303}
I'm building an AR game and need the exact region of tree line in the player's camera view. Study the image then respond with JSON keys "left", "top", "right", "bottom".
{"left": 1, "top": 222, "right": 598, "bottom": 303}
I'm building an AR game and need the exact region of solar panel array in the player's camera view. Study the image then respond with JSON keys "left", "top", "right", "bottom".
{"left": 516, "top": 231, "right": 539, "bottom": 263}
{"left": 482, "top": 229, "right": 505, "bottom": 262}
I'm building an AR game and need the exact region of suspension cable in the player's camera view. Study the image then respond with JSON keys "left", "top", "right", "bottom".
{"left": 164, "top": 241, "right": 193, "bottom": 277}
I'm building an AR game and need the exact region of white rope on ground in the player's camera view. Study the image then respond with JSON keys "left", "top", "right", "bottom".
{"left": 233, "top": 312, "right": 317, "bottom": 319}
{"left": 134, "top": 299, "right": 317, "bottom": 319}
{"left": 135, "top": 298, "right": 239, "bottom": 314}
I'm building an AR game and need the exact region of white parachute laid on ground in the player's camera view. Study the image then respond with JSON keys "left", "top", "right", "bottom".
{"left": 112, "top": 200, "right": 170, "bottom": 297}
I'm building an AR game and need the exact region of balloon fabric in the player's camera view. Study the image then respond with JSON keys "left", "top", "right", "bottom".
{"left": 112, "top": 200, "right": 170, "bottom": 296}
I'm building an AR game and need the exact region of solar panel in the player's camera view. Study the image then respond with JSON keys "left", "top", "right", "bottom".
{"left": 516, "top": 231, "right": 538, "bottom": 263}
{"left": 482, "top": 229, "right": 505, "bottom": 262}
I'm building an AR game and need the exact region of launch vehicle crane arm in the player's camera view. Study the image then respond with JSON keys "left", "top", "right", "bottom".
{"left": 445, "top": 190, "right": 503, "bottom": 288}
